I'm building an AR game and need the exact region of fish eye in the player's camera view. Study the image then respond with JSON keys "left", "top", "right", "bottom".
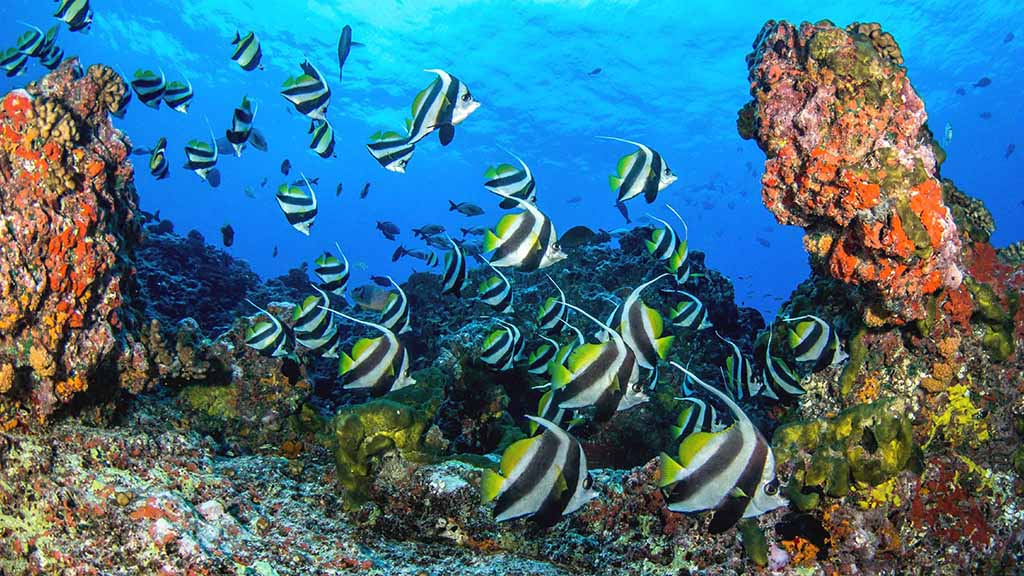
{"left": 583, "top": 473, "right": 594, "bottom": 490}
{"left": 764, "top": 480, "right": 779, "bottom": 495}
{"left": 663, "top": 168, "right": 672, "bottom": 176}
{"left": 461, "top": 92, "right": 473, "bottom": 102}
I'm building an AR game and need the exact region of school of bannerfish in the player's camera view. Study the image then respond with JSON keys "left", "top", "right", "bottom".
{"left": 27, "top": 6, "right": 855, "bottom": 533}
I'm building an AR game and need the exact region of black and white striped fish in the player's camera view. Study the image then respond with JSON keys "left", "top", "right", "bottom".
{"left": 131, "top": 69, "right": 165, "bottom": 109}
{"left": 659, "top": 363, "right": 788, "bottom": 534}
{"left": 231, "top": 31, "right": 263, "bottom": 71}
{"left": 478, "top": 263, "right": 513, "bottom": 313}
{"left": 313, "top": 243, "right": 349, "bottom": 295}
{"left": 292, "top": 285, "right": 341, "bottom": 358}
{"left": 148, "top": 137, "right": 168, "bottom": 180}
{"left": 671, "top": 397, "right": 724, "bottom": 440}
{"left": 717, "top": 333, "right": 763, "bottom": 401}
{"left": 308, "top": 119, "right": 335, "bottom": 158}
{"left": 243, "top": 300, "right": 294, "bottom": 358}
{"left": 601, "top": 136, "right": 677, "bottom": 204}
{"left": 536, "top": 276, "right": 569, "bottom": 335}
{"left": 484, "top": 150, "right": 536, "bottom": 209}
{"left": 647, "top": 204, "right": 688, "bottom": 266}
{"left": 281, "top": 60, "right": 330, "bottom": 121}
{"left": 760, "top": 327, "right": 805, "bottom": 401}
{"left": 483, "top": 191, "right": 564, "bottom": 271}
{"left": 1, "top": 49, "right": 28, "bottom": 77}
{"left": 54, "top": 0, "right": 93, "bottom": 32}
{"left": 327, "top": 308, "right": 416, "bottom": 396}
{"left": 664, "top": 289, "right": 712, "bottom": 330}
{"left": 618, "top": 274, "right": 674, "bottom": 373}
{"left": 481, "top": 415, "right": 597, "bottom": 525}
{"left": 162, "top": 77, "right": 193, "bottom": 114}
{"left": 784, "top": 314, "right": 847, "bottom": 371}
{"left": 480, "top": 319, "right": 524, "bottom": 371}
{"left": 225, "top": 96, "right": 256, "bottom": 157}
{"left": 16, "top": 24, "right": 45, "bottom": 57}
{"left": 550, "top": 301, "right": 646, "bottom": 421}
{"left": 532, "top": 390, "right": 584, "bottom": 435}
{"left": 366, "top": 69, "right": 480, "bottom": 173}
{"left": 39, "top": 44, "right": 63, "bottom": 70}
{"left": 595, "top": 295, "right": 624, "bottom": 344}
{"left": 441, "top": 235, "right": 468, "bottom": 297}
{"left": 275, "top": 174, "right": 318, "bottom": 235}
{"left": 379, "top": 276, "right": 411, "bottom": 335}
{"left": 525, "top": 334, "right": 561, "bottom": 375}
{"left": 183, "top": 124, "right": 219, "bottom": 181}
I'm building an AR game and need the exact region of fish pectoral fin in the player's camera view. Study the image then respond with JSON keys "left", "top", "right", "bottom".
{"left": 654, "top": 335, "right": 675, "bottom": 360}
{"left": 339, "top": 352, "right": 355, "bottom": 375}
{"left": 482, "top": 230, "right": 502, "bottom": 252}
{"left": 480, "top": 468, "right": 505, "bottom": 504}
{"left": 730, "top": 486, "right": 749, "bottom": 499}
{"left": 549, "top": 364, "right": 572, "bottom": 391}
{"left": 658, "top": 452, "right": 684, "bottom": 487}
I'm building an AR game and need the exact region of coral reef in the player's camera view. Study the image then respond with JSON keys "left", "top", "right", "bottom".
{"left": 0, "top": 59, "right": 143, "bottom": 429}
{"left": 739, "top": 20, "right": 963, "bottom": 324}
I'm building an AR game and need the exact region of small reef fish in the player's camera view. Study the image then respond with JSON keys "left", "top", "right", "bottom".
{"left": 664, "top": 289, "right": 712, "bottom": 330}
{"left": 478, "top": 263, "right": 513, "bottom": 314}
{"left": 275, "top": 174, "right": 318, "bottom": 235}
{"left": 336, "top": 182, "right": 343, "bottom": 196}
{"left": 943, "top": 122, "right": 953, "bottom": 146}
{"left": 337, "top": 24, "right": 363, "bottom": 83}
{"left": 244, "top": 300, "right": 294, "bottom": 358}
{"left": 481, "top": 415, "right": 597, "bottom": 525}
{"left": 225, "top": 96, "right": 256, "bottom": 156}
{"left": 955, "top": 87, "right": 966, "bottom": 96}
{"left": 756, "top": 237, "right": 771, "bottom": 248}
{"left": 618, "top": 274, "right": 674, "bottom": 377}
{"left": 536, "top": 277, "right": 569, "bottom": 335}
{"left": 281, "top": 60, "right": 331, "bottom": 121}
{"left": 39, "top": 44, "right": 64, "bottom": 70}
{"left": 328, "top": 310, "right": 416, "bottom": 396}
{"left": 1006, "top": 143, "right": 1015, "bottom": 159}
{"left": 588, "top": 68, "right": 602, "bottom": 76}
{"left": 525, "top": 334, "right": 561, "bottom": 375}
{"left": 131, "top": 69, "right": 166, "bottom": 109}
{"left": 601, "top": 136, "right": 677, "bottom": 204}
{"left": 483, "top": 192, "right": 565, "bottom": 271}
{"left": 783, "top": 314, "right": 847, "bottom": 370}
{"left": 183, "top": 124, "right": 219, "bottom": 182}
{"left": 441, "top": 235, "right": 468, "bottom": 297}
{"left": 313, "top": 243, "right": 349, "bottom": 295}
{"left": 449, "top": 201, "right": 485, "bottom": 216}
{"left": 220, "top": 224, "right": 234, "bottom": 247}
{"left": 292, "top": 285, "right": 341, "bottom": 358}
{"left": 378, "top": 276, "right": 411, "bottom": 335}
{"left": 979, "top": 111, "right": 992, "bottom": 120}
{"left": 148, "top": 137, "right": 169, "bottom": 180}
{"left": 461, "top": 226, "right": 486, "bottom": 237}
{"left": 392, "top": 246, "right": 439, "bottom": 267}
{"left": 1005, "top": 32, "right": 1015, "bottom": 43}
{"left": 553, "top": 226, "right": 609, "bottom": 251}
{"left": 659, "top": 363, "right": 788, "bottom": 533}
{"left": 480, "top": 319, "right": 524, "bottom": 371}
{"left": 280, "top": 159, "right": 291, "bottom": 175}
{"left": 162, "top": 77, "right": 194, "bottom": 114}
{"left": 244, "top": 186, "right": 256, "bottom": 198}
{"left": 973, "top": 76, "right": 992, "bottom": 88}
{"left": 370, "top": 276, "right": 391, "bottom": 287}
{"left": 424, "top": 235, "right": 450, "bottom": 250}
{"left": 272, "top": 245, "right": 278, "bottom": 257}
{"left": 360, "top": 182, "right": 371, "bottom": 199}
{"left": 717, "top": 332, "right": 763, "bottom": 401}
{"left": 1, "top": 49, "right": 28, "bottom": 77}
{"left": 54, "top": 0, "right": 93, "bottom": 32}
{"left": 367, "top": 69, "right": 480, "bottom": 173}
{"left": 350, "top": 284, "right": 391, "bottom": 312}
{"left": 376, "top": 221, "right": 400, "bottom": 241}
{"left": 671, "top": 397, "right": 723, "bottom": 440}
{"left": 413, "top": 224, "right": 445, "bottom": 239}
{"left": 646, "top": 205, "right": 688, "bottom": 266}
{"left": 759, "top": 327, "right": 805, "bottom": 401}
{"left": 309, "top": 119, "right": 336, "bottom": 158}
{"left": 231, "top": 31, "right": 262, "bottom": 71}
{"left": 484, "top": 151, "right": 536, "bottom": 209}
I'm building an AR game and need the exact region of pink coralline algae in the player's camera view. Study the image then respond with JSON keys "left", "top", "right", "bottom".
{"left": 738, "top": 20, "right": 963, "bottom": 325}
{"left": 0, "top": 59, "right": 142, "bottom": 428}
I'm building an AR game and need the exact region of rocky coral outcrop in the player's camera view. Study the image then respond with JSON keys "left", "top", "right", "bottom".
{"left": 0, "top": 59, "right": 142, "bottom": 428}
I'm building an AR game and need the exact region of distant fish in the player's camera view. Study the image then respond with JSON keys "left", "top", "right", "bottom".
{"left": 943, "top": 122, "right": 953, "bottom": 146}
{"left": 54, "top": 0, "right": 93, "bottom": 32}
{"left": 424, "top": 235, "right": 449, "bottom": 250}
{"left": 1, "top": 49, "right": 28, "bottom": 77}
{"left": 484, "top": 151, "right": 536, "bottom": 209}
{"left": 567, "top": 196, "right": 582, "bottom": 204}
{"left": 379, "top": 276, "right": 411, "bottom": 334}
{"left": 360, "top": 182, "right": 370, "bottom": 199}
{"left": 183, "top": 124, "right": 219, "bottom": 182}
{"left": 148, "top": 137, "right": 169, "bottom": 180}
{"left": 1005, "top": 32, "right": 1015, "bottom": 43}
{"left": 481, "top": 416, "right": 597, "bottom": 525}
{"left": 558, "top": 226, "right": 608, "bottom": 250}
{"left": 220, "top": 224, "right": 234, "bottom": 247}
{"left": 336, "top": 24, "right": 364, "bottom": 83}
{"left": 313, "top": 243, "right": 349, "bottom": 295}
{"left": 309, "top": 119, "right": 336, "bottom": 158}
{"left": 973, "top": 76, "right": 992, "bottom": 88}
{"left": 1006, "top": 143, "right": 1016, "bottom": 159}
{"left": 281, "top": 159, "right": 291, "bottom": 175}
{"left": 376, "top": 221, "right": 400, "bottom": 241}
{"left": 413, "top": 224, "right": 445, "bottom": 239}
{"left": 275, "top": 174, "right": 318, "bottom": 235}
{"left": 272, "top": 245, "right": 278, "bottom": 258}
{"left": 162, "top": 77, "right": 194, "bottom": 114}
{"left": 393, "top": 246, "right": 438, "bottom": 267}
{"left": 784, "top": 314, "right": 847, "bottom": 371}
{"left": 979, "top": 111, "right": 992, "bottom": 120}
{"left": 449, "top": 200, "right": 485, "bottom": 216}
{"left": 478, "top": 262, "right": 514, "bottom": 313}
{"left": 756, "top": 237, "right": 771, "bottom": 248}
{"left": 483, "top": 192, "right": 565, "bottom": 271}
{"left": 658, "top": 363, "right": 787, "bottom": 533}
{"left": 131, "top": 69, "right": 166, "bottom": 109}
{"left": 225, "top": 96, "right": 256, "bottom": 156}
{"left": 461, "top": 226, "right": 486, "bottom": 237}
{"left": 293, "top": 286, "right": 342, "bottom": 358}
{"left": 336, "top": 181, "right": 343, "bottom": 196}
{"left": 231, "top": 30, "right": 263, "bottom": 71}
{"left": 290, "top": 177, "right": 321, "bottom": 187}
{"left": 260, "top": 177, "right": 268, "bottom": 188}
{"left": 664, "top": 289, "right": 712, "bottom": 330}
{"left": 328, "top": 309, "right": 416, "bottom": 396}
{"left": 244, "top": 186, "right": 255, "bottom": 198}
{"left": 480, "top": 319, "right": 524, "bottom": 371}
{"left": 588, "top": 68, "right": 602, "bottom": 76}
{"left": 16, "top": 24, "right": 46, "bottom": 56}
{"left": 955, "top": 87, "right": 966, "bottom": 96}
{"left": 244, "top": 300, "right": 294, "bottom": 358}
{"left": 601, "top": 136, "right": 677, "bottom": 204}
{"left": 759, "top": 327, "right": 805, "bottom": 401}
{"left": 367, "top": 69, "right": 480, "bottom": 173}
{"left": 441, "top": 236, "right": 468, "bottom": 296}
{"left": 367, "top": 275, "right": 389, "bottom": 287}
{"left": 281, "top": 60, "right": 331, "bottom": 121}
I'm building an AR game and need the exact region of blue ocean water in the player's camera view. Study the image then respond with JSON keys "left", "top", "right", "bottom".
{"left": 1, "top": 0, "right": 1021, "bottom": 319}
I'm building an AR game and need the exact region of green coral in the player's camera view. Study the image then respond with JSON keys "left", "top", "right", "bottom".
{"left": 179, "top": 384, "right": 238, "bottom": 419}
{"left": 330, "top": 370, "right": 445, "bottom": 508}
{"left": 773, "top": 400, "right": 914, "bottom": 510}
{"left": 736, "top": 101, "right": 757, "bottom": 141}
{"left": 997, "top": 241, "right": 1024, "bottom": 268}
{"left": 738, "top": 519, "right": 768, "bottom": 567}
{"left": 894, "top": 195, "right": 933, "bottom": 258}
{"left": 838, "top": 325, "right": 868, "bottom": 395}
{"left": 942, "top": 179, "right": 994, "bottom": 243}
{"left": 963, "top": 277, "right": 1017, "bottom": 362}
{"left": 924, "top": 382, "right": 989, "bottom": 451}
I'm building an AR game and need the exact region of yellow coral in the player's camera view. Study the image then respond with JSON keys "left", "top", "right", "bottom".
{"left": 0, "top": 363, "right": 14, "bottom": 394}
{"left": 924, "top": 381, "right": 989, "bottom": 450}
{"left": 857, "top": 477, "right": 902, "bottom": 510}
{"left": 28, "top": 345, "right": 56, "bottom": 378}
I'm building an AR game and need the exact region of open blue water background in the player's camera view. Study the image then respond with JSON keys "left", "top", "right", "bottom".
{"left": 2, "top": 1, "right": 1021, "bottom": 320}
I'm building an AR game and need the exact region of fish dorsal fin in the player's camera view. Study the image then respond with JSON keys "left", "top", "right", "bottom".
{"left": 677, "top": 430, "right": 719, "bottom": 467}
{"left": 495, "top": 213, "right": 520, "bottom": 238}
{"left": 480, "top": 468, "right": 505, "bottom": 503}
{"left": 496, "top": 163, "right": 517, "bottom": 175}
{"left": 501, "top": 436, "right": 536, "bottom": 476}
{"left": 352, "top": 337, "right": 378, "bottom": 359}
{"left": 567, "top": 343, "right": 603, "bottom": 372}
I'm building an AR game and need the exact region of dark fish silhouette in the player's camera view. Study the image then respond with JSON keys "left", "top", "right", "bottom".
{"left": 291, "top": 176, "right": 319, "bottom": 186}
{"left": 973, "top": 76, "right": 992, "bottom": 88}
{"left": 281, "top": 159, "right": 291, "bottom": 175}
{"left": 337, "top": 25, "right": 364, "bottom": 83}
{"left": 336, "top": 181, "right": 343, "bottom": 196}
{"left": 272, "top": 245, "right": 278, "bottom": 258}
{"left": 1005, "top": 32, "right": 1015, "bottom": 43}
{"left": 376, "top": 220, "right": 400, "bottom": 240}
{"left": 756, "top": 237, "right": 771, "bottom": 248}
{"left": 260, "top": 176, "right": 268, "bottom": 187}
{"left": 220, "top": 224, "right": 234, "bottom": 247}
{"left": 588, "top": 68, "right": 602, "bottom": 76}
{"left": 979, "top": 111, "right": 992, "bottom": 120}
{"left": 360, "top": 182, "right": 370, "bottom": 199}
{"left": 370, "top": 275, "right": 391, "bottom": 287}
{"left": 1006, "top": 144, "right": 1016, "bottom": 159}
{"left": 955, "top": 87, "right": 966, "bottom": 96}
{"left": 567, "top": 196, "right": 582, "bottom": 204}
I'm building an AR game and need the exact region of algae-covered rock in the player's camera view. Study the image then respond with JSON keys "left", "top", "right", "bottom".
{"left": 773, "top": 400, "right": 914, "bottom": 510}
